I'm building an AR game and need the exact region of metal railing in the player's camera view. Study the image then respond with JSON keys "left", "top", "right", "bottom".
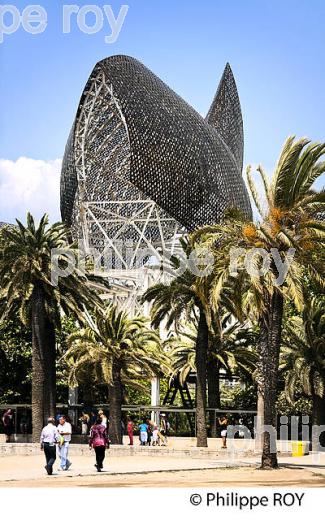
{"left": 0, "top": 403, "right": 257, "bottom": 437}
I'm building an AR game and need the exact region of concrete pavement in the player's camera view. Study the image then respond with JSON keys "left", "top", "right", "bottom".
{"left": 0, "top": 444, "right": 325, "bottom": 486}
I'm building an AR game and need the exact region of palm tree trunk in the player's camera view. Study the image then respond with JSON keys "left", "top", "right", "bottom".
{"left": 31, "top": 284, "right": 56, "bottom": 442}
{"left": 260, "top": 291, "right": 283, "bottom": 469}
{"left": 195, "top": 308, "right": 208, "bottom": 447}
{"left": 255, "top": 317, "right": 267, "bottom": 452}
{"left": 108, "top": 362, "right": 123, "bottom": 444}
{"left": 255, "top": 386, "right": 264, "bottom": 452}
{"left": 46, "top": 324, "right": 56, "bottom": 418}
{"left": 207, "top": 356, "right": 220, "bottom": 438}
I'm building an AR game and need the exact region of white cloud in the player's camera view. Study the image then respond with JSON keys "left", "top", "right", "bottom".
{"left": 0, "top": 157, "right": 62, "bottom": 224}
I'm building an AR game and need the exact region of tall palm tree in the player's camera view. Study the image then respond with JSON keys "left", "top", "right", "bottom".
{"left": 192, "top": 137, "right": 325, "bottom": 467}
{"left": 64, "top": 305, "right": 168, "bottom": 444}
{"left": 142, "top": 239, "right": 211, "bottom": 447}
{"left": 280, "top": 297, "right": 325, "bottom": 448}
{"left": 0, "top": 213, "right": 103, "bottom": 441}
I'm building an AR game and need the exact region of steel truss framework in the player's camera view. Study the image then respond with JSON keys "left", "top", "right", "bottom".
{"left": 61, "top": 55, "right": 252, "bottom": 310}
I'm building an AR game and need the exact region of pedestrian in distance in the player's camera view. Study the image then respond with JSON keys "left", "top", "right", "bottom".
{"left": 218, "top": 415, "right": 229, "bottom": 448}
{"left": 89, "top": 417, "right": 110, "bottom": 472}
{"left": 149, "top": 420, "right": 159, "bottom": 446}
{"left": 146, "top": 418, "right": 152, "bottom": 446}
{"left": 127, "top": 416, "right": 134, "bottom": 446}
{"left": 139, "top": 418, "right": 148, "bottom": 446}
{"left": 98, "top": 409, "right": 108, "bottom": 428}
{"left": 40, "top": 417, "right": 60, "bottom": 475}
{"left": 57, "top": 415, "right": 72, "bottom": 470}
{"left": 160, "top": 414, "right": 170, "bottom": 445}
{"left": 2, "top": 409, "right": 14, "bottom": 443}
{"left": 79, "top": 411, "right": 90, "bottom": 435}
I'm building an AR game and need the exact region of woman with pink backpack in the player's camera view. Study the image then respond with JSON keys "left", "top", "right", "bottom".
{"left": 89, "top": 417, "right": 110, "bottom": 471}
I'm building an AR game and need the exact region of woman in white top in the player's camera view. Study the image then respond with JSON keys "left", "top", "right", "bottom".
{"left": 98, "top": 409, "right": 108, "bottom": 428}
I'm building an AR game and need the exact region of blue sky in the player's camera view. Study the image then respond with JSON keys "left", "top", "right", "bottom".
{"left": 1, "top": 0, "right": 325, "bottom": 222}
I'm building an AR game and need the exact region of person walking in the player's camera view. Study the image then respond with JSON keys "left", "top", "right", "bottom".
{"left": 40, "top": 417, "right": 59, "bottom": 475}
{"left": 79, "top": 412, "right": 90, "bottom": 435}
{"left": 57, "top": 415, "right": 72, "bottom": 470}
{"left": 146, "top": 419, "right": 153, "bottom": 446}
{"left": 218, "top": 415, "right": 229, "bottom": 448}
{"left": 150, "top": 420, "right": 159, "bottom": 446}
{"left": 160, "top": 414, "right": 170, "bottom": 445}
{"left": 2, "top": 409, "right": 14, "bottom": 443}
{"left": 127, "top": 416, "right": 134, "bottom": 446}
{"left": 89, "top": 417, "right": 109, "bottom": 472}
{"left": 139, "top": 418, "right": 148, "bottom": 446}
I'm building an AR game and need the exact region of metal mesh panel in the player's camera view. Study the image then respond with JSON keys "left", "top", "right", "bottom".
{"left": 206, "top": 63, "right": 244, "bottom": 172}
{"left": 61, "top": 55, "right": 252, "bottom": 247}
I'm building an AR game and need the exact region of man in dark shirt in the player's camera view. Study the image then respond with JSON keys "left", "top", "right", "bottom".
{"left": 2, "top": 409, "right": 13, "bottom": 443}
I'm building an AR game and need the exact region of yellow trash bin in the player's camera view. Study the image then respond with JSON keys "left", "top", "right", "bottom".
{"left": 292, "top": 441, "right": 305, "bottom": 457}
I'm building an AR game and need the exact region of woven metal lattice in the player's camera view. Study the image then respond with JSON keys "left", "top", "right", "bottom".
{"left": 61, "top": 55, "right": 252, "bottom": 245}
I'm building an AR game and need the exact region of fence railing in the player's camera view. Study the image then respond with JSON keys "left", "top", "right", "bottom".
{"left": 0, "top": 403, "right": 257, "bottom": 436}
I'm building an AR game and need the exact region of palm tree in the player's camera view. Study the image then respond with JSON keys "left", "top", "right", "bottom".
{"left": 280, "top": 297, "right": 325, "bottom": 448}
{"left": 0, "top": 213, "right": 103, "bottom": 441}
{"left": 64, "top": 305, "right": 168, "bottom": 444}
{"left": 142, "top": 239, "right": 211, "bottom": 447}
{"left": 192, "top": 137, "right": 325, "bottom": 467}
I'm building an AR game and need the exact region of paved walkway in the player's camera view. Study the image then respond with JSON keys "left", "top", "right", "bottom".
{"left": 0, "top": 452, "right": 247, "bottom": 482}
{"left": 0, "top": 449, "right": 325, "bottom": 487}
